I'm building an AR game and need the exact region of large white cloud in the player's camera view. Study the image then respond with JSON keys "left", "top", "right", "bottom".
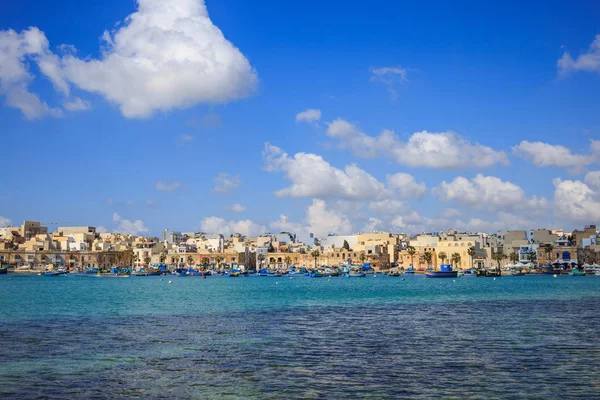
{"left": 0, "top": 0, "right": 257, "bottom": 119}
{"left": 0, "top": 27, "right": 63, "bottom": 118}
{"left": 584, "top": 170, "right": 600, "bottom": 190}
{"left": 263, "top": 143, "right": 390, "bottom": 200}
{"left": 387, "top": 173, "right": 427, "bottom": 199}
{"left": 434, "top": 174, "right": 548, "bottom": 213}
{"left": 200, "top": 216, "right": 265, "bottom": 237}
{"left": 368, "top": 199, "right": 409, "bottom": 214}
{"left": 325, "top": 119, "right": 507, "bottom": 168}
{"left": 112, "top": 213, "right": 149, "bottom": 235}
{"left": 512, "top": 140, "right": 600, "bottom": 170}
{"left": 306, "top": 199, "right": 352, "bottom": 237}
{"left": 155, "top": 181, "right": 181, "bottom": 192}
{"left": 558, "top": 34, "right": 600, "bottom": 76}
{"left": 553, "top": 178, "right": 600, "bottom": 222}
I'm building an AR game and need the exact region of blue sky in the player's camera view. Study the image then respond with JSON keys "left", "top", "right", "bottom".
{"left": 1, "top": 0, "right": 600, "bottom": 237}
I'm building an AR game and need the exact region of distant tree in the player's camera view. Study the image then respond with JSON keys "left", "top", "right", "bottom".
{"left": 544, "top": 244, "right": 554, "bottom": 264}
{"left": 144, "top": 256, "right": 151, "bottom": 267}
{"left": 132, "top": 253, "right": 139, "bottom": 268}
{"left": 467, "top": 246, "right": 476, "bottom": 269}
{"left": 423, "top": 251, "right": 433, "bottom": 270}
{"left": 187, "top": 255, "right": 194, "bottom": 266}
{"left": 509, "top": 251, "right": 519, "bottom": 264}
{"left": 451, "top": 253, "right": 461, "bottom": 269}
{"left": 492, "top": 252, "right": 504, "bottom": 271}
{"left": 257, "top": 254, "right": 265, "bottom": 269}
{"left": 299, "top": 248, "right": 307, "bottom": 254}
{"left": 215, "top": 256, "right": 222, "bottom": 270}
{"left": 160, "top": 253, "right": 167, "bottom": 264}
{"left": 407, "top": 246, "right": 416, "bottom": 268}
{"left": 438, "top": 251, "right": 447, "bottom": 265}
{"left": 359, "top": 253, "right": 366, "bottom": 265}
{"left": 311, "top": 250, "right": 320, "bottom": 269}
{"left": 202, "top": 257, "right": 209, "bottom": 265}
{"left": 284, "top": 256, "right": 292, "bottom": 268}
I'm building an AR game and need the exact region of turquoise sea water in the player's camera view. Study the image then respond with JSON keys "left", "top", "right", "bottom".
{"left": 1, "top": 274, "right": 600, "bottom": 398}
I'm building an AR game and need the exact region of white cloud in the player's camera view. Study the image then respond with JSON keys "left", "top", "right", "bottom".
{"left": 558, "top": 34, "right": 600, "bottom": 76}
{"left": 584, "top": 170, "right": 600, "bottom": 190}
{"left": 155, "top": 181, "right": 181, "bottom": 192}
{"left": 361, "top": 217, "right": 383, "bottom": 233}
{"left": 553, "top": 178, "right": 600, "bottom": 222}
{"left": 200, "top": 216, "right": 265, "bottom": 236}
{"left": 226, "top": 203, "right": 246, "bottom": 213}
{"left": 269, "top": 214, "right": 304, "bottom": 233}
{"left": 306, "top": 199, "right": 352, "bottom": 237}
{"left": 296, "top": 108, "right": 321, "bottom": 123}
{"left": 0, "top": 216, "right": 11, "bottom": 227}
{"left": 325, "top": 119, "right": 508, "bottom": 168}
{"left": 63, "top": 97, "right": 90, "bottom": 111}
{"left": 212, "top": 173, "right": 241, "bottom": 193}
{"left": 391, "top": 211, "right": 422, "bottom": 228}
{"left": 387, "top": 173, "right": 427, "bottom": 199}
{"left": 112, "top": 212, "right": 149, "bottom": 235}
{"left": 512, "top": 140, "right": 600, "bottom": 170}
{"left": 96, "top": 226, "right": 108, "bottom": 233}
{"left": 60, "top": 0, "right": 257, "bottom": 118}
{"left": 368, "top": 199, "right": 409, "bottom": 214}
{"left": 263, "top": 143, "right": 389, "bottom": 200}
{"left": 1, "top": 1, "right": 257, "bottom": 119}
{"left": 180, "top": 134, "right": 194, "bottom": 142}
{"left": 369, "top": 66, "right": 409, "bottom": 100}
{"left": 0, "top": 27, "right": 63, "bottom": 118}
{"left": 434, "top": 174, "right": 548, "bottom": 213}
{"left": 145, "top": 200, "right": 158, "bottom": 208}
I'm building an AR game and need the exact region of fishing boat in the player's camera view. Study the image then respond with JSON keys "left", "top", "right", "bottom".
{"left": 309, "top": 271, "right": 324, "bottom": 278}
{"left": 404, "top": 267, "right": 416, "bottom": 274}
{"left": 461, "top": 269, "right": 477, "bottom": 277}
{"left": 569, "top": 268, "right": 586, "bottom": 276}
{"left": 477, "top": 269, "right": 501, "bottom": 277}
{"left": 224, "top": 269, "right": 241, "bottom": 277}
{"left": 0, "top": 266, "right": 8, "bottom": 275}
{"left": 345, "top": 270, "right": 366, "bottom": 278}
{"left": 425, "top": 264, "right": 458, "bottom": 278}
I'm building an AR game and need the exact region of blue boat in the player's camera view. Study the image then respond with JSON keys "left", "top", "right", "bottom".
{"left": 426, "top": 264, "right": 458, "bottom": 278}
{"left": 309, "top": 271, "right": 324, "bottom": 278}
{"left": 224, "top": 269, "right": 241, "bottom": 277}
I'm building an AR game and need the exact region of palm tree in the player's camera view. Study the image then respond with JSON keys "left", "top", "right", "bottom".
{"left": 257, "top": 254, "right": 265, "bottom": 269}
{"left": 359, "top": 253, "right": 366, "bottom": 265}
{"left": 144, "top": 256, "right": 151, "bottom": 267}
{"left": 311, "top": 250, "right": 320, "bottom": 269}
{"left": 467, "top": 246, "right": 476, "bottom": 269}
{"left": 215, "top": 256, "right": 222, "bottom": 270}
{"left": 284, "top": 256, "right": 292, "bottom": 269}
{"left": 187, "top": 255, "right": 193, "bottom": 267}
{"left": 202, "top": 257, "right": 209, "bottom": 266}
{"left": 438, "top": 251, "right": 447, "bottom": 266}
{"left": 451, "top": 253, "right": 461, "bottom": 269}
{"left": 159, "top": 253, "right": 167, "bottom": 265}
{"left": 527, "top": 251, "right": 537, "bottom": 266}
{"left": 544, "top": 243, "right": 554, "bottom": 264}
{"left": 407, "top": 246, "right": 416, "bottom": 268}
{"left": 423, "top": 251, "right": 433, "bottom": 270}
{"left": 132, "top": 253, "right": 139, "bottom": 269}
{"left": 492, "top": 252, "right": 504, "bottom": 271}
{"left": 509, "top": 251, "right": 519, "bottom": 264}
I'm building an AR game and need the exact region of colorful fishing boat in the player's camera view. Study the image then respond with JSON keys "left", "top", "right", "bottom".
{"left": 569, "top": 269, "right": 586, "bottom": 276}
{"left": 224, "top": 269, "right": 241, "bottom": 277}
{"left": 345, "top": 271, "right": 366, "bottom": 278}
{"left": 425, "top": 264, "right": 457, "bottom": 278}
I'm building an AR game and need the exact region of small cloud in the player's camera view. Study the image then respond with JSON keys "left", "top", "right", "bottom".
{"left": 0, "top": 216, "right": 12, "bottom": 227}
{"left": 146, "top": 200, "right": 158, "bottom": 208}
{"left": 63, "top": 97, "right": 91, "bottom": 111}
{"left": 112, "top": 212, "right": 121, "bottom": 222}
{"left": 201, "top": 110, "right": 222, "bottom": 129}
{"left": 107, "top": 198, "right": 114, "bottom": 205}
{"left": 226, "top": 203, "right": 247, "bottom": 212}
{"left": 180, "top": 134, "right": 194, "bottom": 142}
{"left": 155, "top": 181, "right": 181, "bottom": 192}
{"left": 296, "top": 109, "right": 321, "bottom": 124}
{"left": 212, "top": 173, "right": 241, "bottom": 193}
{"left": 96, "top": 226, "right": 108, "bottom": 233}
{"left": 369, "top": 66, "right": 410, "bottom": 100}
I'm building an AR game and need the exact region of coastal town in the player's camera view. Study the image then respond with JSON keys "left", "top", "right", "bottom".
{"left": 1, "top": 220, "right": 599, "bottom": 274}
